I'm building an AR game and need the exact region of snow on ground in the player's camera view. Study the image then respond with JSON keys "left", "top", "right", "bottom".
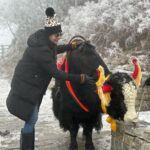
{"left": 0, "top": 77, "right": 111, "bottom": 149}
{"left": 0, "top": 77, "right": 149, "bottom": 149}
{"left": 0, "top": 77, "right": 111, "bottom": 130}
{"left": 139, "top": 111, "right": 150, "bottom": 123}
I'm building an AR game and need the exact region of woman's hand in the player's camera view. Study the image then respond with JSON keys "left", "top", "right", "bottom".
{"left": 80, "top": 74, "right": 97, "bottom": 90}
{"left": 80, "top": 74, "right": 97, "bottom": 85}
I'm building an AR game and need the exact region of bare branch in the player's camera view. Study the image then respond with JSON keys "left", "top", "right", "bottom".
{"left": 6, "top": 21, "right": 16, "bottom": 39}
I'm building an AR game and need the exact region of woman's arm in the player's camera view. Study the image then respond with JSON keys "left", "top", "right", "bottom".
{"left": 56, "top": 41, "right": 78, "bottom": 54}
{"left": 56, "top": 44, "right": 72, "bottom": 54}
{"left": 27, "top": 46, "right": 81, "bottom": 82}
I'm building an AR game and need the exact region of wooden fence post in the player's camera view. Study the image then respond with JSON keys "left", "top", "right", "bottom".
{"left": 0, "top": 45, "right": 9, "bottom": 58}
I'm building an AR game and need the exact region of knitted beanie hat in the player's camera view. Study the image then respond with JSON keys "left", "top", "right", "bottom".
{"left": 45, "top": 7, "right": 62, "bottom": 35}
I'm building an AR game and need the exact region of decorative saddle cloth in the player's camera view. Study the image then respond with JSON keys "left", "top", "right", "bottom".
{"left": 57, "top": 55, "right": 66, "bottom": 70}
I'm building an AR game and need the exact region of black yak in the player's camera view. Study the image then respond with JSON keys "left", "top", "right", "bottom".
{"left": 52, "top": 36, "right": 142, "bottom": 150}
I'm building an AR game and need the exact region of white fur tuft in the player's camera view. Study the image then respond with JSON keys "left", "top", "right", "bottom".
{"left": 123, "top": 81, "right": 138, "bottom": 122}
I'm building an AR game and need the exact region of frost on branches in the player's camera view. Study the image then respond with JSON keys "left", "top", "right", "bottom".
{"left": 62, "top": 0, "right": 150, "bottom": 72}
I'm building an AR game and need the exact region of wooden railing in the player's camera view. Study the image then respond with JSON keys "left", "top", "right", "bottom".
{"left": 0, "top": 45, "right": 9, "bottom": 58}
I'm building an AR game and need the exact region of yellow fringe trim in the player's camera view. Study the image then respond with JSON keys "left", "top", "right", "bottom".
{"left": 96, "top": 66, "right": 117, "bottom": 132}
{"left": 106, "top": 116, "right": 117, "bottom": 132}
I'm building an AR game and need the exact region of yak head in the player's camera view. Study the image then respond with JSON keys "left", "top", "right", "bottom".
{"left": 97, "top": 57, "right": 142, "bottom": 122}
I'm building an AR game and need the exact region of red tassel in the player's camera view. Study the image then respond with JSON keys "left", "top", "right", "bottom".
{"left": 102, "top": 84, "right": 112, "bottom": 93}
{"left": 131, "top": 57, "right": 138, "bottom": 80}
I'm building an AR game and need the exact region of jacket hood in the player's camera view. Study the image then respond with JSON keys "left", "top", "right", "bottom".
{"left": 27, "top": 29, "right": 54, "bottom": 47}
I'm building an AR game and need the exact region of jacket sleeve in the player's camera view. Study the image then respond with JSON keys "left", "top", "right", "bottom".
{"left": 40, "top": 56, "right": 80, "bottom": 81}
{"left": 56, "top": 44, "right": 72, "bottom": 54}
{"left": 27, "top": 46, "right": 80, "bottom": 82}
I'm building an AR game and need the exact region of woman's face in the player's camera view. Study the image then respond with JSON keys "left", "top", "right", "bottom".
{"left": 48, "top": 33, "right": 62, "bottom": 45}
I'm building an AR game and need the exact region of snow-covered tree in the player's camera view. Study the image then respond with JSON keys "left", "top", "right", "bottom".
{"left": 0, "top": 0, "right": 149, "bottom": 74}
{"left": 63, "top": 0, "right": 150, "bottom": 52}
{"left": 62, "top": 0, "right": 150, "bottom": 71}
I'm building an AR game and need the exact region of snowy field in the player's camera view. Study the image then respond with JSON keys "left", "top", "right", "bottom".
{"left": 0, "top": 76, "right": 111, "bottom": 149}
{"left": 0, "top": 76, "right": 149, "bottom": 149}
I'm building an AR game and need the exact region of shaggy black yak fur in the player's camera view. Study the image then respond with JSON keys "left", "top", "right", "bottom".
{"left": 52, "top": 41, "right": 136, "bottom": 150}
{"left": 52, "top": 42, "right": 110, "bottom": 150}
{"left": 144, "top": 76, "right": 150, "bottom": 86}
{"left": 105, "top": 72, "right": 133, "bottom": 120}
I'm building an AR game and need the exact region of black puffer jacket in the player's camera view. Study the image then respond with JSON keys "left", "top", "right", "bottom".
{"left": 6, "top": 29, "right": 80, "bottom": 122}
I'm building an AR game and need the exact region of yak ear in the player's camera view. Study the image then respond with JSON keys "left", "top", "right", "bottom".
{"left": 131, "top": 57, "right": 142, "bottom": 87}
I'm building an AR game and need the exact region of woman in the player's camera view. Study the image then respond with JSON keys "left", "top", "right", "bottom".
{"left": 6, "top": 7, "right": 96, "bottom": 150}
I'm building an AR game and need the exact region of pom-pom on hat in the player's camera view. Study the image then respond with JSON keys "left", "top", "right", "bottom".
{"left": 45, "top": 7, "right": 62, "bottom": 35}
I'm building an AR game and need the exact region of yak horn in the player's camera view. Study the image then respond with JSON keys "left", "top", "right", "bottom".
{"left": 131, "top": 57, "right": 142, "bottom": 87}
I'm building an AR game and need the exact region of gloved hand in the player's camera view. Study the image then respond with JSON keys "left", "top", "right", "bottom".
{"left": 68, "top": 73, "right": 97, "bottom": 90}
{"left": 80, "top": 74, "right": 97, "bottom": 90}
{"left": 80, "top": 74, "right": 96, "bottom": 85}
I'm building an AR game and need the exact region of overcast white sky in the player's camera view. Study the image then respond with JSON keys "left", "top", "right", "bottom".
{"left": 0, "top": 0, "right": 13, "bottom": 45}
{"left": 0, "top": 26, "right": 14, "bottom": 45}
